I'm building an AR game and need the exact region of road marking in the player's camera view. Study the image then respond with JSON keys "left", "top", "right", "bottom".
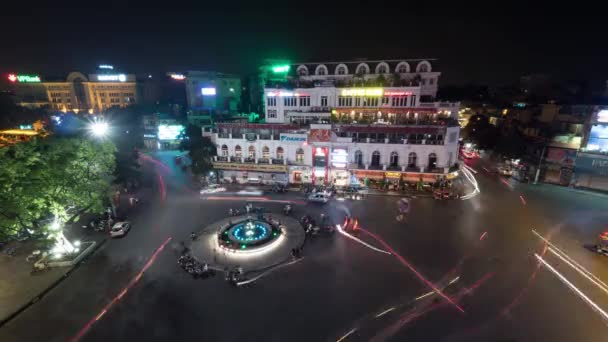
{"left": 415, "top": 291, "right": 435, "bottom": 301}
{"left": 535, "top": 253, "right": 608, "bottom": 322}
{"left": 375, "top": 307, "right": 396, "bottom": 318}
{"left": 336, "top": 328, "right": 357, "bottom": 342}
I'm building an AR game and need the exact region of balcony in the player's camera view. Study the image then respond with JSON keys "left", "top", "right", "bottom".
{"left": 349, "top": 163, "right": 365, "bottom": 170}
{"left": 258, "top": 158, "right": 270, "bottom": 164}
{"left": 368, "top": 164, "right": 383, "bottom": 170}
{"left": 386, "top": 164, "right": 401, "bottom": 171}
{"left": 218, "top": 133, "right": 230, "bottom": 139}
{"left": 230, "top": 156, "right": 241, "bottom": 163}
{"left": 405, "top": 165, "right": 419, "bottom": 172}
{"left": 244, "top": 158, "right": 256, "bottom": 163}
{"left": 272, "top": 158, "right": 285, "bottom": 165}
{"left": 217, "top": 156, "right": 229, "bottom": 162}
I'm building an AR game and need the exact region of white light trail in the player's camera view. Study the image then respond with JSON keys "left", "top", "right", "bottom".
{"left": 375, "top": 307, "right": 396, "bottom": 318}
{"left": 448, "top": 276, "right": 460, "bottom": 285}
{"left": 336, "top": 225, "right": 391, "bottom": 255}
{"left": 547, "top": 247, "right": 608, "bottom": 295}
{"left": 236, "top": 257, "right": 303, "bottom": 286}
{"left": 535, "top": 253, "right": 608, "bottom": 322}
{"left": 336, "top": 328, "right": 357, "bottom": 342}
{"left": 415, "top": 291, "right": 435, "bottom": 301}
{"left": 532, "top": 229, "right": 608, "bottom": 291}
{"left": 460, "top": 166, "right": 481, "bottom": 200}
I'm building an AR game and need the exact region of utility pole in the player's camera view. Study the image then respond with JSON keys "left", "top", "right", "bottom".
{"left": 534, "top": 144, "right": 546, "bottom": 184}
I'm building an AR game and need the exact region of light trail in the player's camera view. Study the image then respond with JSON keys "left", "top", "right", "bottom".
{"left": 519, "top": 195, "right": 526, "bottom": 206}
{"left": 463, "top": 164, "right": 478, "bottom": 174}
{"left": 547, "top": 247, "right": 608, "bottom": 295}
{"left": 479, "top": 231, "right": 488, "bottom": 241}
{"left": 336, "top": 328, "right": 357, "bottom": 342}
{"left": 535, "top": 253, "right": 608, "bottom": 322}
{"left": 357, "top": 227, "right": 465, "bottom": 313}
{"left": 156, "top": 170, "right": 166, "bottom": 203}
{"left": 236, "top": 257, "right": 304, "bottom": 286}
{"left": 532, "top": 229, "right": 608, "bottom": 290}
{"left": 336, "top": 225, "right": 392, "bottom": 255}
{"left": 375, "top": 307, "right": 396, "bottom": 318}
{"left": 415, "top": 291, "right": 435, "bottom": 301}
{"left": 449, "top": 276, "right": 460, "bottom": 285}
{"left": 206, "top": 196, "right": 306, "bottom": 205}
{"left": 499, "top": 178, "right": 514, "bottom": 190}
{"left": 482, "top": 167, "right": 490, "bottom": 172}
{"left": 71, "top": 237, "right": 173, "bottom": 342}
{"left": 460, "top": 166, "right": 480, "bottom": 200}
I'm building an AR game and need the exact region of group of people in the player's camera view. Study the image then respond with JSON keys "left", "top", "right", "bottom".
{"left": 177, "top": 254, "right": 212, "bottom": 279}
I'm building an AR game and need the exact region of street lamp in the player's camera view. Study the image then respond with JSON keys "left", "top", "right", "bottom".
{"left": 89, "top": 120, "right": 109, "bottom": 137}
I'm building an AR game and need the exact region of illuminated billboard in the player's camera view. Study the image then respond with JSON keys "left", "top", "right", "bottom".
{"left": 97, "top": 74, "right": 127, "bottom": 82}
{"left": 586, "top": 124, "right": 608, "bottom": 152}
{"left": 169, "top": 73, "right": 186, "bottom": 80}
{"left": 331, "top": 148, "right": 348, "bottom": 168}
{"left": 8, "top": 74, "right": 41, "bottom": 83}
{"left": 158, "top": 125, "right": 185, "bottom": 141}
{"left": 201, "top": 87, "right": 216, "bottom": 96}
{"left": 272, "top": 65, "right": 290, "bottom": 73}
{"left": 341, "top": 88, "right": 383, "bottom": 97}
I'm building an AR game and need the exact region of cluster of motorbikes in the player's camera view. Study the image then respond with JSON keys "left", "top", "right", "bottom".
{"left": 300, "top": 215, "right": 335, "bottom": 236}
{"left": 178, "top": 254, "right": 215, "bottom": 279}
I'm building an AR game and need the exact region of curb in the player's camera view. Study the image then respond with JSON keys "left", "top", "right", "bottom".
{"left": 0, "top": 238, "right": 108, "bottom": 328}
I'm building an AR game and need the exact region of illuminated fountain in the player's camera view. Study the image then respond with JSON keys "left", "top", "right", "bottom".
{"left": 218, "top": 218, "right": 283, "bottom": 253}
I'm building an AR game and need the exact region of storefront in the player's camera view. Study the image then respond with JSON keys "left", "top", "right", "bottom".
{"left": 212, "top": 162, "right": 288, "bottom": 184}
{"left": 330, "top": 147, "right": 350, "bottom": 186}
{"left": 288, "top": 165, "right": 312, "bottom": 184}
{"left": 544, "top": 147, "right": 576, "bottom": 185}
{"left": 574, "top": 152, "right": 608, "bottom": 191}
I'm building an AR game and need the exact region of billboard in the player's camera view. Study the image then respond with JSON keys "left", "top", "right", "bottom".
{"left": 280, "top": 133, "right": 307, "bottom": 143}
{"left": 158, "top": 125, "right": 185, "bottom": 140}
{"left": 308, "top": 129, "right": 334, "bottom": 142}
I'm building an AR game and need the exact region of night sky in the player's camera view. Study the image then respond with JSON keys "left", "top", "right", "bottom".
{"left": 1, "top": 2, "right": 606, "bottom": 86}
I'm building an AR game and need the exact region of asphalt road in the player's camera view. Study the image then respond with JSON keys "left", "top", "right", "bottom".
{"left": 2, "top": 151, "right": 608, "bottom": 342}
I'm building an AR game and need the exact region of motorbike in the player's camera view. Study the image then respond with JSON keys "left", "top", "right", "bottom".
{"left": 229, "top": 208, "right": 241, "bottom": 216}
{"left": 283, "top": 204, "right": 292, "bottom": 215}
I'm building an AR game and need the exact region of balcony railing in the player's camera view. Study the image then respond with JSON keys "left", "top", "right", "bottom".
{"left": 386, "top": 165, "right": 401, "bottom": 171}
{"left": 217, "top": 156, "right": 229, "bottom": 162}
{"left": 368, "top": 164, "right": 383, "bottom": 170}
{"left": 349, "top": 163, "right": 365, "bottom": 169}
{"left": 258, "top": 158, "right": 270, "bottom": 164}
{"left": 218, "top": 133, "right": 230, "bottom": 139}
{"left": 272, "top": 158, "right": 285, "bottom": 164}
{"left": 244, "top": 158, "right": 256, "bottom": 163}
{"left": 230, "top": 156, "right": 241, "bottom": 162}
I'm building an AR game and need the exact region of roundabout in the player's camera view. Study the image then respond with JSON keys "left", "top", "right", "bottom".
{"left": 190, "top": 213, "right": 305, "bottom": 272}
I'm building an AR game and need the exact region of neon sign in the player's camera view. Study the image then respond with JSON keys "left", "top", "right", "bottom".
{"left": 170, "top": 73, "right": 186, "bottom": 80}
{"left": 8, "top": 74, "right": 41, "bottom": 83}
{"left": 99, "top": 64, "right": 114, "bottom": 70}
{"left": 384, "top": 91, "right": 412, "bottom": 96}
{"left": 97, "top": 74, "right": 127, "bottom": 82}
{"left": 266, "top": 91, "right": 297, "bottom": 97}
{"left": 272, "top": 65, "right": 290, "bottom": 73}
{"left": 341, "top": 88, "right": 383, "bottom": 97}
{"left": 201, "top": 87, "right": 216, "bottom": 96}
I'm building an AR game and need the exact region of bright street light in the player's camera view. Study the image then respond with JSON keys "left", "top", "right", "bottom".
{"left": 89, "top": 121, "right": 109, "bottom": 137}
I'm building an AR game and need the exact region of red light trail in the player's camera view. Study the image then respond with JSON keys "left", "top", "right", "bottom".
{"left": 156, "top": 170, "right": 166, "bottom": 204}
{"left": 70, "top": 236, "right": 172, "bottom": 342}
{"left": 479, "top": 231, "right": 488, "bottom": 241}
{"left": 357, "top": 227, "right": 465, "bottom": 313}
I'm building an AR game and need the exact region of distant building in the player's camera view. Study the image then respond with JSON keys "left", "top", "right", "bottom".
{"left": 184, "top": 71, "right": 241, "bottom": 115}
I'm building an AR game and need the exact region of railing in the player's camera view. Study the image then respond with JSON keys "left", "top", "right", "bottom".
{"left": 217, "top": 156, "right": 229, "bottom": 162}
{"left": 230, "top": 156, "right": 241, "bottom": 162}
{"left": 386, "top": 165, "right": 401, "bottom": 171}
{"left": 272, "top": 158, "right": 284, "bottom": 164}
{"left": 258, "top": 158, "right": 270, "bottom": 164}
{"left": 244, "top": 158, "right": 256, "bottom": 163}
{"left": 425, "top": 140, "right": 444, "bottom": 145}
{"left": 349, "top": 163, "right": 365, "bottom": 169}
{"left": 424, "top": 167, "right": 443, "bottom": 173}
{"left": 259, "top": 135, "right": 272, "bottom": 140}
{"left": 405, "top": 166, "right": 419, "bottom": 172}
{"left": 368, "top": 164, "right": 383, "bottom": 170}
{"left": 218, "top": 133, "right": 230, "bottom": 139}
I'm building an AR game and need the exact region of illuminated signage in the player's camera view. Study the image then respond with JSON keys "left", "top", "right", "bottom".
{"left": 19, "top": 124, "right": 33, "bottom": 130}
{"left": 201, "top": 87, "right": 216, "bottom": 96}
{"left": 212, "top": 162, "right": 288, "bottom": 173}
{"left": 169, "top": 73, "right": 186, "bottom": 80}
{"left": 99, "top": 64, "right": 114, "bottom": 70}
{"left": 8, "top": 74, "right": 41, "bottom": 83}
{"left": 331, "top": 148, "right": 348, "bottom": 168}
{"left": 272, "top": 65, "right": 290, "bottom": 73}
{"left": 341, "top": 88, "right": 384, "bottom": 97}
{"left": 280, "top": 133, "right": 307, "bottom": 142}
{"left": 266, "top": 91, "right": 295, "bottom": 97}
{"left": 384, "top": 91, "right": 413, "bottom": 96}
{"left": 97, "top": 74, "right": 127, "bottom": 82}
{"left": 158, "top": 124, "right": 185, "bottom": 140}
{"left": 597, "top": 110, "right": 608, "bottom": 123}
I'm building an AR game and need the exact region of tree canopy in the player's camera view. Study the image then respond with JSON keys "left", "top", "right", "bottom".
{"left": 0, "top": 137, "right": 116, "bottom": 241}
{"left": 179, "top": 124, "right": 216, "bottom": 175}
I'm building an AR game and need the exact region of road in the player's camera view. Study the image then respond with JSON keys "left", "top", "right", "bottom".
{"left": 1, "top": 151, "right": 608, "bottom": 341}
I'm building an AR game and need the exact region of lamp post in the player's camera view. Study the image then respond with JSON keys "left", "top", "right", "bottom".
{"left": 89, "top": 120, "right": 109, "bottom": 137}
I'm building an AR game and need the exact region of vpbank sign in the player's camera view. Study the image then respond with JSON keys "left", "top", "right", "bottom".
{"left": 280, "top": 133, "right": 307, "bottom": 143}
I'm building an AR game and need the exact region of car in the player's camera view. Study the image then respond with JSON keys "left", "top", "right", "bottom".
{"left": 236, "top": 187, "right": 264, "bottom": 196}
{"left": 307, "top": 193, "right": 329, "bottom": 204}
{"left": 497, "top": 167, "right": 513, "bottom": 176}
{"left": 110, "top": 222, "right": 131, "bottom": 238}
{"left": 200, "top": 184, "right": 227, "bottom": 194}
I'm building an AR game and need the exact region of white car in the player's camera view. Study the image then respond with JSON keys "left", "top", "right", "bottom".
{"left": 200, "top": 184, "right": 227, "bottom": 194}
{"left": 307, "top": 193, "right": 329, "bottom": 204}
{"left": 236, "top": 187, "right": 264, "bottom": 196}
{"left": 110, "top": 222, "right": 131, "bottom": 238}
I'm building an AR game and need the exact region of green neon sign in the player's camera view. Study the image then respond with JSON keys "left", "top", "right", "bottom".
{"left": 271, "top": 65, "right": 290, "bottom": 73}
{"left": 17, "top": 75, "right": 41, "bottom": 83}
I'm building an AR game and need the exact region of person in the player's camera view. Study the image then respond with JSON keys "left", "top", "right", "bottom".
{"left": 320, "top": 213, "right": 327, "bottom": 225}
{"left": 203, "top": 263, "right": 209, "bottom": 273}
{"left": 190, "top": 232, "right": 196, "bottom": 241}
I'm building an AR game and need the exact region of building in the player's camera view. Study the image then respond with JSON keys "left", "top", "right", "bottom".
{"left": 6, "top": 65, "right": 139, "bottom": 113}
{"left": 184, "top": 71, "right": 241, "bottom": 115}
{"left": 574, "top": 107, "right": 608, "bottom": 191}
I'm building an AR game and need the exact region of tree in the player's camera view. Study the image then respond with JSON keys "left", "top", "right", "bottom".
{"left": 179, "top": 124, "right": 216, "bottom": 175}
{"left": 0, "top": 137, "right": 116, "bottom": 241}
{"left": 462, "top": 114, "right": 499, "bottom": 150}
{"left": 105, "top": 105, "right": 147, "bottom": 185}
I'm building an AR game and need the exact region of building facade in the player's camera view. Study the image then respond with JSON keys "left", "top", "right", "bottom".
{"left": 184, "top": 71, "right": 241, "bottom": 115}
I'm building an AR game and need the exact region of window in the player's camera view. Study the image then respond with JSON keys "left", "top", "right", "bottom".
{"left": 419, "top": 64, "right": 429, "bottom": 72}
{"left": 276, "top": 147, "right": 284, "bottom": 159}
{"left": 408, "top": 152, "right": 417, "bottom": 167}
{"left": 299, "top": 96, "right": 310, "bottom": 106}
{"left": 410, "top": 95, "right": 417, "bottom": 106}
{"left": 248, "top": 146, "right": 256, "bottom": 159}
{"left": 296, "top": 148, "right": 304, "bottom": 163}
{"left": 382, "top": 96, "right": 389, "bottom": 105}
{"left": 371, "top": 151, "right": 381, "bottom": 167}
{"left": 421, "top": 79, "right": 426, "bottom": 86}
{"left": 317, "top": 68, "right": 326, "bottom": 75}
{"left": 235, "top": 145, "right": 242, "bottom": 158}
{"left": 354, "top": 151, "right": 363, "bottom": 166}
{"left": 221, "top": 145, "right": 228, "bottom": 157}
{"left": 267, "top": 97, "right": 276, "bottom": 106}
{"left": 338, "top": 96, "right": 346, "bottom": 107}
{"left": 369, "top": 97, "right": 378, "bottom": 107}
{"left": 267, "top": 109, "right": 277, "bottom": 118}
{"left": 284, "top": 97, "right": 296, "bottom": 106}
{"left": 336, "top": 66, "right": 346, "bottom": 75}
{"left": 377, "top": 65, "right": 387, "bottom": 74}
{"left": 354, "top": 97, "right": 361, "bottom": 107}
{"left": 262, "top": 146, "right": 270, "bottom": 159}
{"left": 448, "top": 132, "right": 457, "bottom": 143}
{"left": 428, "top": 153, "right": 438, "bottom": 169}
{"left": 390, "top": 152, "right": 399, "bottom": 167}
{"left": 429, "top": 78, "right": 434, "bottom": 85}
{"left": 399, "top": 96, "right": 407, "bottom": 107}
{"left": 397, "top": 64, "right": 408, "bottom": 73}
{"left": 356, "top": 63, "right": 369, "bottom": 75}
{"left": 297, "top": 66, "right": 308, "bottom": 76}
{"left": 321, "top": 96, "right": 328, "bottom": 107}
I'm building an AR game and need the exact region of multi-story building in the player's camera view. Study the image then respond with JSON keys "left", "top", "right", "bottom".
{"left": 7, "top": 66, "right": 139, "bottom": 112}
{"left": 209, "top": 58, "right": 460, "bottom": 187}
{"left": 184, "top": 71, "right": 241, "bottom": 114}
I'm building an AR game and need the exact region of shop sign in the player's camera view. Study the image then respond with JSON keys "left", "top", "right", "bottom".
{"left": 308, "top": 129, "right": 333, "bottom": 142}
{"left": 212, "top": 162, "right": 287, "bottom": 173}
{"left": 331, "top": 148, "right": 348, "bottom": 168}
{"left": 353, "top": 170, "right": 384, "bottom": 180}
{"left": 280, "top": 133, "right": 307, "bottom": 143}
{"left": 385, "top": 172, "right": 401, "bottom": 179}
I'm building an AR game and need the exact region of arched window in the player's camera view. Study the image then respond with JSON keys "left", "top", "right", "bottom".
{"left": 296, "top": 148, "right": 304, "bottom": 163}
{"left": 297, "top": 65, "right": 308, "bottom": 76}
{"left": 221, "top": 145, "right": 228, "bottom": 157}
{"left": 276, "top": 147, "right": 284, "bottom": 160}
{"left": 417, "top": 61, "right": 431, "bottom": 73}
{"left": 356, "top": 63, "right": 369, "bottom": 75}
{"left": 390, "top": 152, "right": 399, "bottom": 167}
{"left": 428, "top": 153, "right": 437, "bottom": 169}
{"left": 262, "top": 146, "right": 270, "bottom": 159}
{"left": 375, "top": 62, "right": 389, "bottom": 74}
{"left": 336, "top": 65, "right": 347, "bottom": 75}
{"left": 408, "top": 152, "right": 417, "bottom": 167}
{"left": 355, "top": 150, "right": 363, "bottom": 166}
{"left": 235, "top": 145, "right": 242, "bottom": 158}
{"left": 396, "top": 61, "right": 410, "bottom": 74}
{"left": 248, "top": 146, "right": 256, "bottom": 159}
{"left": 371, "top": 151, "right": 381, "bottom": 167}
{"left": 315, "top": 65, "right": 328, "bottom": 76}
